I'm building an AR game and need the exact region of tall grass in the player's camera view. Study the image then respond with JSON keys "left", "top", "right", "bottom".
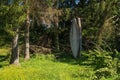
{"left": 0, "top": 54, "right": 94, "bottom": 80}
{"left": 0, "top": 49, "right": 119, "bottom": 80}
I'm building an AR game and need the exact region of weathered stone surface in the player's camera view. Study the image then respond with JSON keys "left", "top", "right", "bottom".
{"left": 70, "top": 18, "right": 82, "bottom": 58}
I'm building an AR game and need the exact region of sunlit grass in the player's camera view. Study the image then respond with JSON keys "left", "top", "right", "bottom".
{"left": 0, "top": 48, "right": 10, "bottom": 68}
{"left": 0, "top": 48, "right": 10, "bottom": 55}
{"left": 0, "top": 51, "right": 119, "bottom": 80}
{"left": 0, "top": 54, "right": 95, "bottom": 80}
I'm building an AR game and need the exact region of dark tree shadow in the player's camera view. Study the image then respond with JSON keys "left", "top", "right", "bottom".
{"left": 55, "top": 52, "right": 95, "bottom": 67}
{"left": 0, "top": 54, "right": 9, "bottom": 68}
{"left": 0, "top": 54, "right": 9, "bottom": 62}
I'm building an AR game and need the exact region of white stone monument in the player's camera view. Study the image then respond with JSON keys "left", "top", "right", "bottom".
{"left": 70, "top": 18, "right": 82, "bottom": 58}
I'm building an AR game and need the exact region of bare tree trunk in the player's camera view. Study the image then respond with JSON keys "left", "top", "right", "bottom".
{"left": 10, "top": 28, "right": 19, "bottom": 65}
{"left": 54, "top": 23, "right": 60, "bottom": 51}
{"left": 78, "top": 18, "right": 82, "bottom": 57}
{"left": 24, "top": 9, "right": 30, "bottom": 61}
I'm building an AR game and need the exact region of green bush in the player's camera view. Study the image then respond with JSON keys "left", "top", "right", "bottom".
{"left": 117, "top": 61, "right": 120, "bottom": 73}
{"left": 95, "top": 67, "right": 116, "bottom": 79}
{"left": 88, "top": 50, "right": 113, "bottom": 69}
{"left": 86, "top": 49, "right": 120, "bottom": 79}
{"left": 115, "top": 74, "right": 120, "bottom": 80}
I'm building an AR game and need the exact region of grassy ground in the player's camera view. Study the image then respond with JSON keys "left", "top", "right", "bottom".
{"left": 0, "top": 49, "right": 10, "bottom": 68}
{"left": 0, "top": 49, "right": 119, "bottom": 80}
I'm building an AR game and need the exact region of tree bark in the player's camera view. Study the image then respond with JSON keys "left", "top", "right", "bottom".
{"left": 55, "top": 23, "right": 60, "bottom": 51}
{"left": 24, "top": 9, "right": 30, "bottom": 61}
{"left": 77, "top": 18, "right": 82, "bottom": 54}
{"left": 10, "top": 28, "right": 20, "bottom": 65}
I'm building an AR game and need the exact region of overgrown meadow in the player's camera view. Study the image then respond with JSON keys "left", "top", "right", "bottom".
{"left": 0, "top": 0, "right": 120, "bottom": 80}
{"left": 0, "top": 49, "right": 120, "bottom": 80}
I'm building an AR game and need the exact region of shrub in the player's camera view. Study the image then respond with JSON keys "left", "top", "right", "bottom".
{"left": 95, "top": 67, "right": 116, "bottom": 79}
{"left": 117, "top": 61, "right": 120, "bottom": 73}
{"left": 88, "top": 50, "right": 114, "bottom": 69}
{"left": 87, "top": 49, "right": 120, "bottom": 79}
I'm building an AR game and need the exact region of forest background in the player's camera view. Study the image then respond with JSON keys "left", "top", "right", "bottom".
{"left": 0, "top": 0, "right": 120, "bottom": 80}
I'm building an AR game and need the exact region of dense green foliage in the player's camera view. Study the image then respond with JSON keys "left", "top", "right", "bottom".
{"left": 83, "top": 50, "right": 120, "bottom": 79}
{"left": 0, "top": 0, "right": 119, "bottom": 50}
{"left": 0, "top": 0, "right": 26, "bottom": 47}
{"left": 0, "top": 0, "right": 120, "bottom": 80}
